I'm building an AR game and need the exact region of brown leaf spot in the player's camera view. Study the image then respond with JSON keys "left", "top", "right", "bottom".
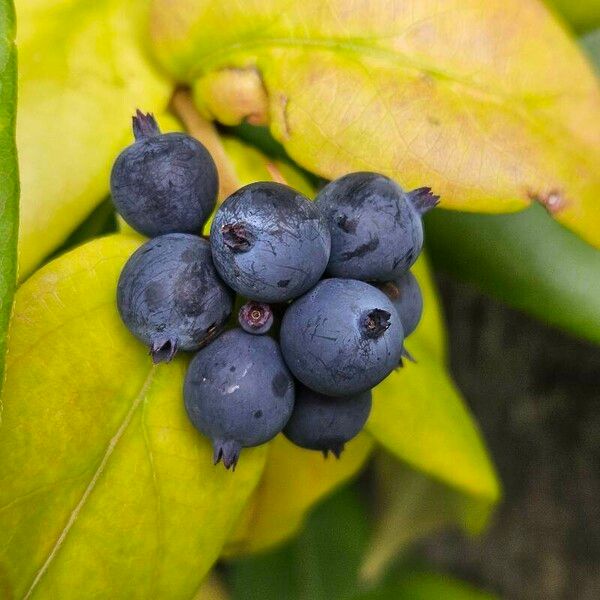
{"left": 529, "top": 189, "right": 568, "bottom": 215}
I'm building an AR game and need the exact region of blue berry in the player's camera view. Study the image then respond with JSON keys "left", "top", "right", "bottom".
{"left": 184, "top": 329, "right": 295, "bottom": 469}
{"left": 238, "top": 301, "right": 274, "bottom": 335}
{"left": 284, "top": 384, "right": 371, "bottom": 458}
{"left": 117, "top": 233, "right": 232, "bottom": 363}
{"left": 210, "top": 182, "right": 331, "bottom": 302}
{"left": 315, "top": 172, "right": 438, "bottom": 281}
{"left": 280, "top": 278, "right": 404, "bottom": 396}
{"left": 111, "top": 111, "right": 218, "bottom": 237}
{"left": 379, "top": 271, "right": 423, "bottom": 337}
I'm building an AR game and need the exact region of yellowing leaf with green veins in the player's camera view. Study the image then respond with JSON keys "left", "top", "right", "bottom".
{"left": 0, "top": 235, "right": 267, "bottom": 599}
{"left": 0, "top": 0, "right": 18, "bottom": 396}
{"left": 150, "top": 0, "right": 600, "bottom": 247}
{"left": 224, "top": 433, "right": 373, "bottom": 556}
{"left": 16, "top": 0, "right": 171, "bottom": 277}
{"left": 360, "top": 454, "right": 496, "bottom": 584}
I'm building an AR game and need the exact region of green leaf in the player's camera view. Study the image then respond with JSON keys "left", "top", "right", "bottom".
{"left": 360, "top": 454, "right": 494, "bottom": 584}
{"left": 425, "top": 204, "right": 600, "bottom": 345}
{"left": 229, "top": 484, "right": 371, "bottom": 600}
{"left": 150, "top": 0, "right": 600, "bottom": 247}
{"left": 353, "top": 571, "right": 497, "bottom": 600}
{"left": 367, "top": 257, "right": 500, "bottom": 509}
{"left": 0, "top": 235, "right": 267, "bottom": 598}
{"left": 544, "top": 0, "right": 600, "bottom": 33}
{"left": 16, "top": 0, "right": 171, "bottom": 277}
{"left": 0, "top": 0, "right": 18, "bottom": 397}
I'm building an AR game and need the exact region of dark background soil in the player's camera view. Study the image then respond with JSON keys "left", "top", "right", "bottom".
{"left": 418, "top": 277, "right": 600, "bottom": 600}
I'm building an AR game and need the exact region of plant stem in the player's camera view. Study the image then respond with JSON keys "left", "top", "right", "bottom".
{"left": 170, "top": 88, "right": 239, "bottom": 200}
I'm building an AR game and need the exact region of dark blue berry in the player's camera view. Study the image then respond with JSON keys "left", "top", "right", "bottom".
{"left": 379, "top": 271, "right": 423, "bottom": 337}
{"left": 315, "top": 172, "right": 438, "bottom": 281}
{"left": 238, "top": 301, "right": 274, "bottom": 335}
{"left": 280, "top": 278, "right": 404, "bottom": 396}
{"left": 111, "top": 111, "right": 218, "bottom": 237}
{"left": 184, "top": 329, "right": 295, "bottom": 469}
{"left": 210, "top": 182, "right": 331, "bottom": 302}
{"left": 284, "top": 384, "right": 371, "bottom": 458}
{"left": 117, "top": 233, "right": 232, "bottom": 363}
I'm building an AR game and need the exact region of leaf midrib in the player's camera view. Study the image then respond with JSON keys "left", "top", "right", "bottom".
{"left": 22, "top": 366, "right": 157, "bottom": 600}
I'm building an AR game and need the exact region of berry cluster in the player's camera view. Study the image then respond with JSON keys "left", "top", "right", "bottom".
{"left": 113, "top": 112, "right": 438, "bottom": 469}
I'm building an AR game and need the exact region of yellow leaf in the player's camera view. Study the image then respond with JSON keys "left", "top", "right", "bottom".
{"left": 0, "top": 235, "right": 267, "bottom": 598}
{"left": 224, "top": 433, "right": 373, "bottom": 556}
{"left": 150, "top": 0, "right": 600, "bottom": 247}
{"left": 356, "top": 255, "right": 499, "bottom": 580}
{"left": 407, "top": 256, "right": 446, "bottom": 363}
{"left": 369, "top": 350, "right": 499, "bottom": 504}
{"left": 17, "top": 0, "right": 171, "bottom": 277}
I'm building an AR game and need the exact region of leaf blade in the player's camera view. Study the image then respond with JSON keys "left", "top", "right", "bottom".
{"left": 0, "top": 235, "right": 267, "bottom": 598}
{"left": 16, "top": 0, "right": 171, "bottom": 277}
{"left": 425, "top": 205, "right": 600, "bottom": 345}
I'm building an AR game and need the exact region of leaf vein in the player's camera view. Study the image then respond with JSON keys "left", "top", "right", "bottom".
{"left": 22, "top": 366, "right": 157, "bottom": 599}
